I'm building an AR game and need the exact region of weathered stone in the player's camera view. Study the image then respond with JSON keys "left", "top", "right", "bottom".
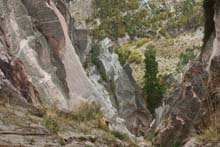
{"left": 0, "top": 0, "right": 144, "bottom": 137}
{"left": 90, "top": 38, "right": 151, "bottom": 134}
{"left": 68, "top": 0, "right": 93, "bottom": 29}
{"left": 209, "top": 55, "right": 220, "bottom": 107}
{"left": 153, "top": 62, "right": 208, "bottom": 147}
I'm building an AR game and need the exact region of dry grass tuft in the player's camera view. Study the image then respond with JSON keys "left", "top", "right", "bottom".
{"left": 43, "top": 102, "right": 109, "bottom": 134}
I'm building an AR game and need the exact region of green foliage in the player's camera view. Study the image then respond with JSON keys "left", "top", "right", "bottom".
{"left": 116, "top": 43, "right": 144, "bottom": 65}
{"left": 135, "top": 38, "right": 151, "bottom": 48}
{"left": 89, "top": 0, "right": 203, "bottom": 40}
{"left": 143, "top": 46, "right": 164, "bottom": 113}
{"left": 176, "top": 47, "right": 196, "bottom": 72}
{"left": 116, "top": 44, "right": 132, "bottom": 65}
{"left": 171, "top": 140, "right": 181, "bottom": 147}
{"left": 73, "top": 102, "right": 103, "bottom": 122}
{"left": 59, "top": 137, "right": 66, "bottom": 146}
{"left": 86, "top": 145, "right": 94, "bottom": 147}
{"left": 44, "top": 116, "right": 60, "bottom": 133}
{"left": 90, "top": 0, "right": 149, "bottom": 40}
{"left": 73, "top": 102, "right": 110, "bottom": 132}
{"left": 111, "top": 131, "right": 131, "bottom": 142}
{"left": 128, "top": 50, "right": 143, "bottom": 64}
{"left": 43, "top": 102, "right": 108, "bottom": 134}
{"left": 179, "top": 48, "right": 196, "bottom": 65}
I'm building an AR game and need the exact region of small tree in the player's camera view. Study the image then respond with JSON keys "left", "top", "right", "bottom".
{"left": 144, "top": 46, "right": 164, "bottom": 114}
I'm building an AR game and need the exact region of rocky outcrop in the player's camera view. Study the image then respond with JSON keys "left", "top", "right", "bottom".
{"left": 69, "top": 0, "right": 93, "bottom": 29}
{"left": 0, "top": 0, "right": 101, "bottom": 126}
{"left": 0, "top": 0, "right": 152, "bottom": 138}
{"left": 68, "top": 0, "right": 93, "bottom": 62}
{"left": 1, "top": 0, "right": 69, "bottom": 109}
{"left": 152, "top": 0, "right": 220, "bottom": 146}
{"left": 68, "top": 0, "right": 151, "bottom": 133}
{"left": 90, "top": 38, "right": 151, "bottom": 135}
{"left": 153, "top": 62, "right": 208, "bottom": 146}
{"left": 209, "top": 55, "right": 220, "bottom": 110}
{"left": 0, "top": 24, "right": 40, "bottom": 107}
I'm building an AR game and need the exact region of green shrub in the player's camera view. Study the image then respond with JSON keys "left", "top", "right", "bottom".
{"left": 44, "top": 116, "right": 60, "bottom": 133}
{"left": 135, "top": 38, "right": 151, "bottom": 47}
{"left": 90, "top": 0, "right": 203, "bottom": 40}
{"left": 116, "top": 44, "right": 132, "bottom": 65}
{"left": 143, "top": 46, "right": 164, "bottom": 113}
{"left": 128, "top": 50, "right": 143, "bottom": 64}
{"left": 176, "top": 47, "right": 196, "bottom": 72}
{"left": 91, "top": 0, "right": 150, "bottom": 39}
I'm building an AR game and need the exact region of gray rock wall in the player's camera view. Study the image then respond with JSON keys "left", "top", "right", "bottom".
{"left": 0, "top": 0, "right": 151, "bottom": 135}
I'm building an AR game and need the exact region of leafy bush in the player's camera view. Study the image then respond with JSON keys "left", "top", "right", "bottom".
{"left": 128, "top": 50, "right": 143, "bottom": 64}
{"left": 143, "top": 46, "right": 164, "bottom": 113}
{"left": 135, "top": 38, "right": 151, "bottom": 48}
{"left": 116, "top": 44, "right": 132, "bottom": 65}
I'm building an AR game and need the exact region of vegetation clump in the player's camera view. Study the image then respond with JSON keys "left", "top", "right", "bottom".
{"left": 43, "top": 102, "right": 109, "bottom": 134}
{"left": 111, "top": 131, "right": 131, "bottom": 142}
{"left": 128, "top": 50, "right": 143, "bottom": 64}
{"left": 176, "top": 47, "right": 197, "bottom": 72}
{"left": 89, "top": 0, "right": 203, "bottom": 40}
{"left": 90, "top": 0, "right": 148, "bottom": 40}
{"left": 116, "top": 43, "right": 144, "bottom": 65}
{"left": 143, "top": 46, "right": 165, "bottom": 113}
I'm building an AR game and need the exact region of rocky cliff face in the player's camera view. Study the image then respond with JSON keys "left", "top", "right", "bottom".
{"left": 0, "top": 0, "right": 150, "bottom": 142}
{"left": 89, "top": 38, "right": 151, "bottom": 135}
{"left": 152, "top": 0, "right": 220, "bottom": 146}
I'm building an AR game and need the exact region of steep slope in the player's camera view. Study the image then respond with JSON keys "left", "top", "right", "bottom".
{"left": 151, "top": 0, "right": 220, "bottom": 146}
{"left": 0, "top": 0, "right": 151, "bottom": 142}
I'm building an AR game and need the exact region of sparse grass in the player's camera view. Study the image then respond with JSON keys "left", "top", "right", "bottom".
{"left": 43, "top": 102, "right": 109, "bottom": 134}
{"left": 196, "top": 109, "right": 220, "bottom": 142}
{"left": 44, "top": 115, "right": 61, "bottom": 133}
{"left": 111, "top": 131, "right": 131, "bottom": 142}
{"left": 58, "top": 137, "right": 66, "bottom": 146}
{"left": 198, "top": 126, "right": 220, "bottom": 142}
{"left": 41, "top": 103, "right": 138, "bottom": 145}
{"left": 73, "top": 102, "right": 109, "bottom": 132}
{"left": 73, "top": 102, "right": 103, "bottom": 122}
{"left": 194, "top": 79, "right": 220, "bottom": 143}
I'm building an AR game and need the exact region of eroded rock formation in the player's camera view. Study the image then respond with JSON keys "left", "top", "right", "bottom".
{"left": 89, "top": 38, "right": 151, "bottom": 136}
{"left": 153, "top": 0, "right": 220, "bottom": 146}
{"left": 0, "top": 0, "right": 150, "bottom": 138}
